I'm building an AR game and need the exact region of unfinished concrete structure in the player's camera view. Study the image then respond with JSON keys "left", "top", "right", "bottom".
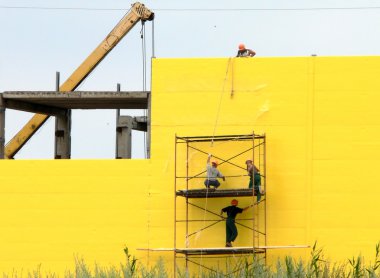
{"left": 0, "top": 90, "right": 150, "bottom": 159}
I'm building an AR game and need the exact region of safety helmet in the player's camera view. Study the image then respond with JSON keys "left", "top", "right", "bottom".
{"left": 238, "top": 43, "right": 245, "bottom": 50}
{"left": 211, "top": 160, "right": 218, "bottom": 166}
{"left": 231, "top": 199, "right": 238, "bottom": 206}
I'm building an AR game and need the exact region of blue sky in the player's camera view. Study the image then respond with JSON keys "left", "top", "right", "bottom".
{"left": 1, "top": 0, "right": 379, "bottom": 158}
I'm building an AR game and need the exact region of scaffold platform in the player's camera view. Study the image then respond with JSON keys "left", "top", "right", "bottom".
{"left": 176, "top": 188, "right": 261, "bottom": 198}
{"left": 138, "top": 245, "right": 309, "bottom": 256}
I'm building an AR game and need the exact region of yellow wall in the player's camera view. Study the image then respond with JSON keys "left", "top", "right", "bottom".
{"left": 1, "top": 56, "right": 380, "bottom": 273}
{"left": 0, "top": 160, "right": 153, "bottom": 273}
{"left": 150, "top": 56, "right": 380, "bottom": 263}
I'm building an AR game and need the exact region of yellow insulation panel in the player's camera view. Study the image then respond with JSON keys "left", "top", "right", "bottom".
{"left": 0, "top": 160, "right": 152, "bottom": 272}
{"left": 151, "top": 56, "right": 380, "bottom": 260}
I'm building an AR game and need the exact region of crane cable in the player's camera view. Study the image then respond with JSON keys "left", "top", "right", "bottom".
{"left": 140, "top": 21, "right": 147, "bottom": 159}
{"left": 139, "top": 20, "right": 150, "bottom": 264}
{"left": 152, "top": 19, "right": 155, "bottom": 58}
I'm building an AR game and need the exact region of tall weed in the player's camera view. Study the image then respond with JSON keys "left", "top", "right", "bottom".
{"left": 3, "top": 242, "right": 380, "bottom": 277}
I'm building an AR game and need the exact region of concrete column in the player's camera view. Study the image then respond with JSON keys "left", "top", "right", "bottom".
{"left": 54, "top": 72, "right": 71, "bottom": 159}
{"left": 116, "top": 116, "right": 133, "bottom": 159}
{"left": 0, "top": 94, "right": 5, "bottom": 159}
{"left": 54, "top": 111, "right": 71, "bottom": 159}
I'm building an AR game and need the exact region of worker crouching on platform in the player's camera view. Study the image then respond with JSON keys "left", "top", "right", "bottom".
{"left": 236, "top": 43, "right": 256, "bottom": 57}
{"left": 246, "top": 160, "right": 262, "bottom": 202}
{"left": 204, "top": 154, "right": 225, "bottom": 189}
{"left": 221, "top": 199, "right": 252, "bottom": 247}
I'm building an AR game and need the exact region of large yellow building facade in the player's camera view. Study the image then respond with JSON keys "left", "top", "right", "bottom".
{"left": 1, "top": 56, "right": 380, "bottom": 273}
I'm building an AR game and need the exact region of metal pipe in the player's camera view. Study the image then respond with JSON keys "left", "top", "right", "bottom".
{"left": 252, "top": 131, "right": 256, "bottom": 248}
{"left": 174, "top": 134, "right": 177, "bottom": 277}
{"left": 55, "top": 71, "right": 60, "bottom": 91}
{"left": 115, "top": 83, "right": 121, "bottom": 158}
{"left": 264, "top": 133, "right": 267, "bottom": 264}
{"left": 185, "top": 140, "right": 189, "bottom": 271}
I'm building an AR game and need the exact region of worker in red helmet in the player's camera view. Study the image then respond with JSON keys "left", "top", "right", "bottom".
{"left": 204, "top": 154, "right": 225, "bottom": 189}
{"left": 221, "top": 199, "right": 253, "bottom": 247}
{"left": 236, "top": 43, "right": 256, "bottom": 57}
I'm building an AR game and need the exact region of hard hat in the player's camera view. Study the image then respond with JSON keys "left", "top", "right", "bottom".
{"left": 211, "top": 160, "right": 218, "bottom": 166}
{"left": 238, "top": 43, "right": 245, "bottom": 50}
{"left": 231, "top": 199, "right": 238, "bottom": 206}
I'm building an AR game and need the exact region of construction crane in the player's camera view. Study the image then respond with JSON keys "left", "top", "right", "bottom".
{"left": 4, "top": 2, "right": 154, "bottom": 159}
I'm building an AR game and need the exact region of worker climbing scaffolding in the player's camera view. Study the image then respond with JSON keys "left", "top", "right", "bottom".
{"left": 221, "top": 199, "right": 253, "bottom": 247}
{"left": 246, "top": 159, "right": 262, "bottom": 202}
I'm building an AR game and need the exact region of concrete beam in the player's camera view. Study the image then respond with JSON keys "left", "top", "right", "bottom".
{"left": 118, "top": 116, "right": 147, "bottom": 132}
{"left": 4, "top": 99, "right": 68, "bottom": 116}
{"left": 2, "top": 91, "right": 149, "bottom": 109}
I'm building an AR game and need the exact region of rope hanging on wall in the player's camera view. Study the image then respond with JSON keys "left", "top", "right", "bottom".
{"left": 197, "top": 58, "right": 235, "bottom": 273}
{"left": 210, "top": 57, "right": 234, "bottom": 147}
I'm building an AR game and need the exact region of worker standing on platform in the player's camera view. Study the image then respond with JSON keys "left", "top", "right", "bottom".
{"left": 221, "top": 199, "right": 252, "bottom": 247}
{"left": 204, "top": 154, "right": 225, "bottom": 189}
{"left": 236, "top": 43, "right": 256, "bottom": 57}
{"left": 246, "top": 160, "right": 262, "bottom": 202}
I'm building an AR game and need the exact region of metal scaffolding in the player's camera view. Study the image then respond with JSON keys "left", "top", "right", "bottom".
{"left": 137, "top": 132, "right": 309, "bottom": 275}
{"left": 174, "top": 133, "right": 267, "bottom": 275}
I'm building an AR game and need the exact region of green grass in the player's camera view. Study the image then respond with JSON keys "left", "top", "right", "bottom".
{"left": 3, "top": 242, "right": 380, "bottom": 278}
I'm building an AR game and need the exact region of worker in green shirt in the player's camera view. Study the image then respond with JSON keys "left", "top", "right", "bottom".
{"left": 246, "top": 160, "right": 262, "bottom": 202}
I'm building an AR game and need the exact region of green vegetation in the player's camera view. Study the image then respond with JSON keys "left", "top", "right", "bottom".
{"left": 3, "top": 243, "right": 380, "bottom": 278}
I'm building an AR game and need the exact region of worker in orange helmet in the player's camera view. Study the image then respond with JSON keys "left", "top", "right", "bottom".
{"left": 204, "top": 154, "right": 225, "bottom": 189}
{"left": 221, "top": 199, "right": 253, "bottom": 247}
{"left": 236, "top": 43, "right": 256, "bottom": 57}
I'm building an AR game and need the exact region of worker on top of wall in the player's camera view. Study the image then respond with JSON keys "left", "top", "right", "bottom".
{"left": 221, "top": 199, "right": 253, "bottom": 247}
{"left": 236, "top": 43, "right": 256, "bottom": 57}
{"left": 246, "top": 160, "right": 262, "bottom": 202}
{"left": 204, "top": 154, "right": 225, "bottom": 189}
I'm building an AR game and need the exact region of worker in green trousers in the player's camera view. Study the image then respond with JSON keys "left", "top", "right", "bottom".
{"left": 221, "top": 199, "right": 253, "bottom": 247}
{"left": 246, "top": 160, "right": 262, "bottom": 202}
